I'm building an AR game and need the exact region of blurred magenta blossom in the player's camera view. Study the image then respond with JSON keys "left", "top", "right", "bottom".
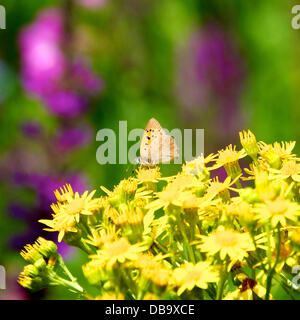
{"left": 54, "top": 126, "right": 93, "bottom": 154}
{"left": 176, "top": 22, "right": 246, "bottom": 132}
{"left": 19, "top": 8, "right": 103, "bottom": 117}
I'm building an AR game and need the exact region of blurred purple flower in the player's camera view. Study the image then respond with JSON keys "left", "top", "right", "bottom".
{"left": 54, "top": 126, "right": 93, "bottom": 153}
{"left": 19, "top": 8, "right": 103, "bottom": 118}
{"left": 44, "top": 91, "right": 88, "bottom": 118}
{"left": 176, "top": 22, "right": 245, "bottom": 131}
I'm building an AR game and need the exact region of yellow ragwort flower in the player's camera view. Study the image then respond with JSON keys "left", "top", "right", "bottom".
{"left": 85, "top": 225, "right": 120, "bottom": 248}
{"left": 206, "top": 176, "right": 239, "bottom": 202}
{"left": 54, "top": 184, "right": 74, "bottom": 203}
{"left": 254, "top": 197, "right": 300, "bottom": 227}
{"left": 39, "top": 189, "right": 99, "bottom": 242}
{"left": 172, "top": 262, "right": 219, "bottom": 296}
{"left": 239, "top": 130, "right": 258, "bottom": 160}
{"left": 269, "top": 160, "right": 300, "bottom": 182}
{"left": 182, "top": 153, "right": 216, "bottom": 178}
{"left": 136, "top": 166, "right": 161, "bottom": 183}
{"left": 20, "top": 244, "right": 43, "bottom": 263}
{"left": 198, "top": 226, "right": 255, "bottom": 262}
{"left": 39, "top": 214, "right": 78, "bottom": 242}
{"left": 90, "top": 238, "right": 148, "bottom": 268}
{"left": 146, "top": 184, "right": 182, "bottom": 211}
{"left": 215, "top": 145, "right": 246, "bottom": 178}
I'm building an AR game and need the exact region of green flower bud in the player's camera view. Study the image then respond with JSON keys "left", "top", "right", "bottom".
{"left": 34, "top": 258, "right": 47, "bottom": 271}
{"left": 240, "top": 188, "right": 260, "bottom": 204}
{"left": 34, "top": 237, "right": 58, "bottom": 258}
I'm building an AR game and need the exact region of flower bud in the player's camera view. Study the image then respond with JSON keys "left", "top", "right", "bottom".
{"left": 34, "top": 237, "right": 58, "bottom": 258}
{"left": 34, "top": 258, "right": 47, "bottom": 271}
{"left": 239, "top": 130, "right": 258, "bottom": 160}
{"left": 21, "top": 244, "right": 43, "bottom": 264}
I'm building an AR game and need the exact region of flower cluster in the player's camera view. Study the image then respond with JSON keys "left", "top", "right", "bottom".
{"left": 19, "top": 130, "right": 300, "bottom": 300}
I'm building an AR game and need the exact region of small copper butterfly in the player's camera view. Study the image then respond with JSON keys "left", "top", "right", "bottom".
{"left": 137, "top": 118, "right": 179, "bottom": 166}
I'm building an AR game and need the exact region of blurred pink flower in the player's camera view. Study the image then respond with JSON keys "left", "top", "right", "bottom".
{"left": 19, "top": 8, "right": 103, "bottom": 118}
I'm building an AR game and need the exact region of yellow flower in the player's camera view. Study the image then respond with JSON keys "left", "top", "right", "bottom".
{"left": 146, "top": 184, "right": 182, "bottom": 211}
{"left": 119, "top": 177, "right": 138, "bottom": 200}
{"left": 18, "top": 273, "right": 44, "bottom": 292}
{"left": 198, "top": 226, "right": 255, "bottom": 263}
{"left": 290, "top": 227, "right": 300, "bottom": 246}
{"left": 169, "top": 173, "right": 199, "bottom": 191}
{"left": 272, "top": 141, "right": 297, "bottom": 160}
{"left": 135, "top": 254, "right": 170, "bottom": 287}
{"left": 20, "top": 244, "right": 43, "bottom": 263}
{"left": 172, "top": 262, "right": 219, "bottom": 296}
{"left": 269, "top": 160, "right": 300, "bottom": 182}
{"left": 39, "top": 190, "right": 99, "bottom": 242}
{"left": 180, "top": 192, "right": 200, "bottom": 216}
{"left": 182, "top": 154, "right": 216, "bottom": 178}
{"left": 106, "top": 204, "right": 144, "bottom": 227}
{"left": 206, "top": 176, "right": 239, "bottom": 202}
{"left": 90, "top": 238, "right": 148, "bottom": 268}
{"left": 258, "top": 141, "right": 296, "bottom": 168}
{"left": 55, "top": 190, "right": 98, "bottom": 221}
{"left": 239, "top": 130, "right": 258, "bottom": 160}
{"left": 136, "top": 167, "right": 161, "bottom": 183}
{"left": 223, "top": 275, "right": 270, "bottom": 300}
{"left": 215, "top": 145, "right": 246, "bottom": 178}
{"left": 85, "top": 225, "right": 120, "bottom": 248}
{"left": 254, "top": 197, "right": 300, "bottom": 227}
{"left": 119, "top": 204, "right": 144, "bottom": 226}
{"left": 54, "top": 184, "right": 74, "bottom": 203}
{"left": 258, "top": 141, "right": 281, "bottom": 169}
{"left": 33, "top": 237, "right": 57, "bottom": 258}
{"left": 39, "top": 213, "right": 78, "bottom": 242}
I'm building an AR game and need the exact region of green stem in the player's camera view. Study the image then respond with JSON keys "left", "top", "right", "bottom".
{"left": 235, "top": 179, "right": 242, "bottom": 189}
{"left": 168, "top": 227, "right": 177, "bottom": 266}
{"left": 216, "top": 258, "right": 229, "bottom": 300}
{"left": 77, "top": 239, "right": 95, "bottom": 255}
{"left": 58, "top": 255, "right": 76, "bottom": 281}
{"left": 178, "top": 222, "right": 195, "bottom": 264}
{"left": 265, "top": 225, "right": 281, "bottom": 300}
{"left": 50, "top": 274, "right": 84, "bottom": 293}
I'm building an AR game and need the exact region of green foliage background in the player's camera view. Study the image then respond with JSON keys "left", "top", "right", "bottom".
{"left": 0, "top": 0, "right": 299, "bottom": 299}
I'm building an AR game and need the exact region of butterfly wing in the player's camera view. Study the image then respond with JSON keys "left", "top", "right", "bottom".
{"left": 160, "top": 131, "right": 179, "bottom": 163}
{"left": 139, "top": 118, "right": 179, "bottom": 165}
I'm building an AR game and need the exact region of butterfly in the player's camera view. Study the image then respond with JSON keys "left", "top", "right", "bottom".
{"left": 137, "top": 118, "right": 179, "bottom": 166}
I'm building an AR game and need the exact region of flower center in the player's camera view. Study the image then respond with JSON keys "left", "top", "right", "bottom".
{"left": 268, "top": 201, "right": 287, "bottom": 216}
{"left": 67, "top": 199, "right": 85, "bottom": 215}
{"left": 216, "top": 231, "right": 238, "bottom": 247}
{"left": 185, "top": 269, "right": 202, "bottom": 282}
{"left": 107, "top": 239, "right": 129, "bottom": 257}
